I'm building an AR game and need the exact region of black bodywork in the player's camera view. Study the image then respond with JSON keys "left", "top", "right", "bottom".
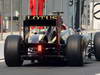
{"left": 22, "top": 16, "right": 65, "bottom": 60}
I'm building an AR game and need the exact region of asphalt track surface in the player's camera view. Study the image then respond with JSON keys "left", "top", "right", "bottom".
{"left": 0, "top": 60, "right": 100, "bottom": 75}
{"left": 0, "top": 42, "right": 100, "bottom": 75}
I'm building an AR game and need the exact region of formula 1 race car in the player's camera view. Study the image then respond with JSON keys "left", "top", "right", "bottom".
{"left": 4, "top": 15, "right": 100, "bottom": 67}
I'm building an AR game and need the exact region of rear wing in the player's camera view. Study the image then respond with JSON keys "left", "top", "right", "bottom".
{"left": 24, "top": 16, "right": 59, "bottom": 26}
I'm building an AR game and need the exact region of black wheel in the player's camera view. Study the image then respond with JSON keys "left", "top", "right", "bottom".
{"left": 4, "top": 35, "right": 23, "bottom": 67}
{"left": 94, "top": 32, "right": 100, "bottom": 61}
{"left": 65, "top": 34, "right": 83, "bottom": 66}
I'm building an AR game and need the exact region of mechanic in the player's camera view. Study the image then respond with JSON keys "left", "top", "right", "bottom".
{"left": 30, "top": 0, "right": 46, "bottom": 30}
{"left": 30, "top": 0, "right": 46, "bottom": 16}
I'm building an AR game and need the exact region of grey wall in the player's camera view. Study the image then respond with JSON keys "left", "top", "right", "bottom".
{"left": 22, "top": 0, "right": 29, "bottom": 16}
{"left": 3, "top": 0, "right": 20, "bottom": 16}
{"left": 1, "top": 0, "right": 94, "bottom": 28}
{"left": 46, "top": 0, "right": 72, "bottom": 27}
{"left": 1, "top": 0, "right": 73, "bottom": 27}
{"left": 1, "top": 0, "right": 71, "bottom": 26}
{"left": 0, "top": 0, "right": 2, "bottom": 14}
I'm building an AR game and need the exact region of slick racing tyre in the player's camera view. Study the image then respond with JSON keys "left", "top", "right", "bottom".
{"left": 65, "top": 34, "right": 83, "bottom": 66}
{"left": 94, "top": 32, "right": 100, "bottom": 61}
{"left": 4, "top": 35, "right": 23, "bottom": 67}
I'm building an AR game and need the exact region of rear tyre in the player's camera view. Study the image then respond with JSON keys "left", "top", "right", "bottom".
{"left": 4, "top": 35, "right": 23, "bottom": 67}
{"left": 94, "top": 32, "right": 100, "bottom": 61}
{"left": 65, "top": 34, "right": 83, "bottom": 66}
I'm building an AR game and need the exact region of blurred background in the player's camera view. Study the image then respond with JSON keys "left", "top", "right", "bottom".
{"left": 0, "top": 0, "right": 100, "bottom": 40}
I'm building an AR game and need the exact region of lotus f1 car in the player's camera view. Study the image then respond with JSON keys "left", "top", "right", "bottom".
{"left": 4, "top": 15, "right": 100, "bottom": 67}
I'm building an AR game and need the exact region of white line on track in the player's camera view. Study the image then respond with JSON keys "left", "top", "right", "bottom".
{"left": 0, "top": 60, "right": 4, "bottom": 63}
{"left": 96, "top": 73, "right": 100, "bottom": 75}
{"left": 0, "top": 59, "right": 4, "bottom": 63}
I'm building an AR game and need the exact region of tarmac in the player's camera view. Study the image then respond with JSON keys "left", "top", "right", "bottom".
{"left": 1, "top": 32, "right": 100, "bottom": 75}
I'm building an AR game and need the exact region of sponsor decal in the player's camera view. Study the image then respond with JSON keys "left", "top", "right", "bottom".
{"left": 27, "top": 16, "right": 58, "bottom": 20}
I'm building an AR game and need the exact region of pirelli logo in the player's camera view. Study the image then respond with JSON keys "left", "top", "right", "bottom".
{"left": 26, "top": 16, "right": 58, "bottom": 20}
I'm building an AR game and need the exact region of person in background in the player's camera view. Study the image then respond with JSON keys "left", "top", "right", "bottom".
{"left": 30, "top": 0, "right": 46, "bottom": 16}
{"left": 30, "top": 0, "right": 46, "bottom": 30}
